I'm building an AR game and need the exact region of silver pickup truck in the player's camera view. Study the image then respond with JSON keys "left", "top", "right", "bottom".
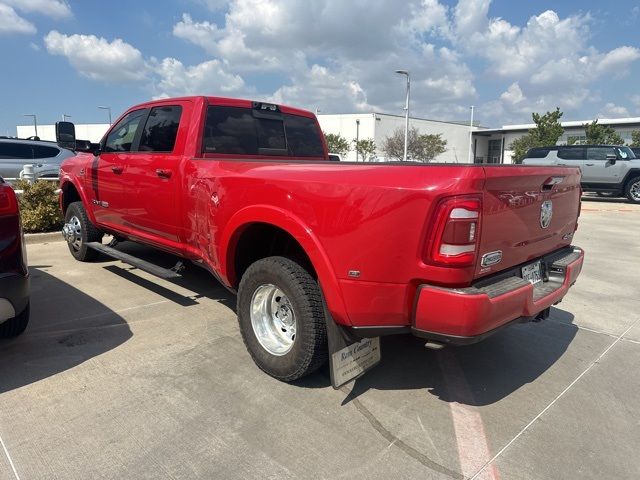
{"left": 522, "top": 145, "right": 640, "bottom": 203}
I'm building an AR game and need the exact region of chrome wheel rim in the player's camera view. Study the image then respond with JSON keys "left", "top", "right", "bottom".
{"left": 630, "top": 180, "right": 640, "bottom": 201}
{"left": 250, "top": 284, "right": 296, "bottom": 356}
{"left": 63, "top": 215, "right": 82, "bottom": 251}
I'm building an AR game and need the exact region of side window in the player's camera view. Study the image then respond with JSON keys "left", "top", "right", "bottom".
{"left": 138, "top": 106, "right": 182, "bottom": 152}
{"left": 284, "top": 114, "right": 324, "bottom": 157}
{"left": 0, "top": 142, "right": 34, "bottom": 160}
{"left": 586, "top": 147, "right": 615, "bottom": 160}
{"left": 203, "top": 106, "right": 258, "bottom": 155}
{"left": 527, "top": 147, "right": 550, "bottom": 158}
{"left": 104, "top": 109, "right": 147, "bottom": 153}
{"left": 557, "top": 147, "right": 585, "bottom": 160}
{"left": 32, "top": 145, "right": 60, "bottom": 159}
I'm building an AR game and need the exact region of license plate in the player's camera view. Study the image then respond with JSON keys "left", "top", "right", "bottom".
{"left": 330, "top": 337, "right": 381, "bottom": 388}
{"left": 522, "top": 261, "right": 543, "bottom": 285}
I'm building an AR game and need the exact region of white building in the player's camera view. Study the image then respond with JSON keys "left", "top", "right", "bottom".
{"left": 16, "top": 123, "right": 110, "bottom": 143}
{"left": 318, "top": 113, "right": 478, "bottom": 163}
{"left": 472, "top": 117, "right": 640, "bottom": 164}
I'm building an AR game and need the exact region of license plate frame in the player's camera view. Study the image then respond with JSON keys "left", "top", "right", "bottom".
{"left": 521, "top": 261, "right": 543, "bottom": 285}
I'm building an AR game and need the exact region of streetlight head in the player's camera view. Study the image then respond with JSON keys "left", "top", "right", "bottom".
{"left": 395, "top": 70, "right": 409, "bottom": 75}
{"left": 98, "top": 106, "right": 109, "bottom": 109}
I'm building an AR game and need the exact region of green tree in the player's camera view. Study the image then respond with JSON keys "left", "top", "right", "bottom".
{"left": 381, "top": 127, "right": 447, "bottom": 162}
{"left": 510, "top": 108, "right": 564, "bottom": 163}
{"left": 630, "top": 131, "right": 640, "bottom": 147}
{"left": 352, "top": 138, "right": 376, "bottom": 161}
{"left": 323, "top": 132, "right": 350, "bottom": 156}
{"left": 583, "top": 120, "right": 624, "bottom": 145}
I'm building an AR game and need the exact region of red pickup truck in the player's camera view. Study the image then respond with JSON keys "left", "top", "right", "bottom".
{"left": 58, "top": 96, "right": 584, "bottom": 384}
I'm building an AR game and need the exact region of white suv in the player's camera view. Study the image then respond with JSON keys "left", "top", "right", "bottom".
{"left": 0, "top": 138, "right": 75, "bottom": 181}
{"left": 522, "top": 145, "right": 640, "bottom": 203}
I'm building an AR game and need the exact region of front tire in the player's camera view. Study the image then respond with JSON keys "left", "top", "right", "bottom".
{"left": 625, "top": 177, "right": 640, "bottom": 204}
{"left": 237, "top": 256, "right": 328, "bottom": 382}
{"left": 63, "top": 202, "right": 103, "bottom": 261}
{"left": 0, "top": 303, "right": 29, "bottom": 338}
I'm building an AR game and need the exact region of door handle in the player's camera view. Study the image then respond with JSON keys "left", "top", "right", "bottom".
{"left": 585, "top": 163, "right": 594, "bottom": 166}
{"left": 111, "top": 165, "right": 123, "bottom": 174}
{"left": 156, "top": 169, "right": 172, "bottom": 179}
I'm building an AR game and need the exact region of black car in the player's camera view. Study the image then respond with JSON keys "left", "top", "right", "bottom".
{"left": 0, "top": 177, "right": 29, "bottom": 337}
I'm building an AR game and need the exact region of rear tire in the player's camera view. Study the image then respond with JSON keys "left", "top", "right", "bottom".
{"left": 64, "top": 202, "right": 103, "bottom": 261}
{"left": 0, "top": 303, "right": 29, "bottom": 338}
{"left": 237, "top": 256, "right": 328, "bottom": 382}
{"left": 625, "top": 177, "right": 640, "bottom": 204}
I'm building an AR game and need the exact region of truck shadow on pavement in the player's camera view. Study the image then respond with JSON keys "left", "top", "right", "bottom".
{"left": 333, "top": 308, "right": 578, "bottom": 407}
{"left": 0, "top": 267, "right": 133, "bottom": 394}
{"left": 100, "top": 242, "right": 237, "bottom": 312}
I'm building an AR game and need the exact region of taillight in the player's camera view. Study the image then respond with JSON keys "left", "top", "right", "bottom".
{"left": 0, "top": 184, "right": 19, "bottom": 217}
{"left": 427, "top": 195, "right": 481, "bottom": 267}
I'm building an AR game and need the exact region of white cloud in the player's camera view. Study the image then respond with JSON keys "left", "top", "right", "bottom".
{"left": 153, "top": 57, "right": 247, "bottom": 97}
{"left": 598, "top": 103, "right": 630, "bottom": 118}
{"left": 172, "top": 14, "right": 221, "bottom": 55}
{"left": 3, "top": 0, "right": 72, "bottom": 19}
{"left": 500, "top": 83, "right": 525, "bottom": 106}
{"left": 44, "top": 30, "right": 148, "bottom": 83}
{"left": 0, "top": 4, "right": 36, "bottom": 35}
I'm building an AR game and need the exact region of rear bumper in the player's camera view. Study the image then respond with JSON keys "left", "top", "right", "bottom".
{"left": 411, "top": 246, "right": 584, "bottom": 344}
{"left": 0, "top": 272, "right": 29, "bottom": 323}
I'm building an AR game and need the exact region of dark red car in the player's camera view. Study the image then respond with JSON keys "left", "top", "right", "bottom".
{"left": 0, "top": 178, "right": 29, "bottom": 337}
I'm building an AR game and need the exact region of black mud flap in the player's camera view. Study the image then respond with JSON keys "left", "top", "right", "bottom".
{"left": 324, "top": 302, "right": 381, "bottom": 389}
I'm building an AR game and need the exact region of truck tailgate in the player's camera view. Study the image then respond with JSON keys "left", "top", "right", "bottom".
{"left": 477, "top": 166, "right": 581, "bottom": 278}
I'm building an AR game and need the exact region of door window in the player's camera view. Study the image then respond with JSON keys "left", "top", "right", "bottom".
{"left": 557, "top": 147, "right": 585, "bottom": 160}
{"left": 138, "top": 106, "right": 183, "bottom": 152}
{"left": 586, "top": 147, "right": 615, "bottom": 160}
{"left": 104, "top": 109, "right": 147, "bottom": 152}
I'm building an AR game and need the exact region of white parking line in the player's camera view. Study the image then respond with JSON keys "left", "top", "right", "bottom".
{"left": 0, "top": 431, "right": 21, "bottom": 480}
{"left": 468, "top": 319, "right": 639, "bottom": 480}
{"left": 438, "top": 350, "right": 499, "bottom": 480}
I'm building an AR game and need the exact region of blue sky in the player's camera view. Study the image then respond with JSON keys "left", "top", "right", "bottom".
{"left": 1, "top": 0, "right": 639, "bottom": 135}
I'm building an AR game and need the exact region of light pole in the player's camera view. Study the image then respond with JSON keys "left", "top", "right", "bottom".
{"left": 98, "top": 106, "right": 112, "bottom": 125}
{"left": 355, "top": 119, "right": 360, "bottom": 162}
{"left": 23, "top": 114, "right": 38, "bottom": 138}
{"left": 468, "top": 105, "right": 475, "bottom": 163}
{"left": 395, "top": 70, "right": 410, "bottom": 161}
{"left": 62, "top": 114, "right": 72, "bottom": 121}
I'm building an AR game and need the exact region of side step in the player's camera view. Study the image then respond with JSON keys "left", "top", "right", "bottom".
{"left": 86, "top": 242, "right": 182, "bottom": 280}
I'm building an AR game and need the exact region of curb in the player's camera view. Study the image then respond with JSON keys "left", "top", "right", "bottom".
{"left": 25, "top": 231, "right": 65, "bottom": 245}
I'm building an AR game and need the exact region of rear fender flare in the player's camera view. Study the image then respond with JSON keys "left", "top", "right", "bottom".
{"left": 219, "top": 205, "right": 351, "bottom": 326}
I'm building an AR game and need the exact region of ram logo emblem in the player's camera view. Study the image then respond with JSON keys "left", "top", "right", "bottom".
{"left": 540, "top": 200, "right": 553, "bottom": 229}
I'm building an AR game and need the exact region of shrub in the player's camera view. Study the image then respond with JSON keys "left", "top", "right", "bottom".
{"left": 13, "top": 180, "right": 63, "bottom": 233}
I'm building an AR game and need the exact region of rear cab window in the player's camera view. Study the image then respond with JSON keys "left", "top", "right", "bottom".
{"left": 202, "top": 102, "right": 325, "bottom": 159}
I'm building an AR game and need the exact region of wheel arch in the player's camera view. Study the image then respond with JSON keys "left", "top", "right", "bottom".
{"left": 220, "top": 205, "right": 351, "bottom": 326}
{"left": 59, "top": 177, "right": 97, "bottom": 224}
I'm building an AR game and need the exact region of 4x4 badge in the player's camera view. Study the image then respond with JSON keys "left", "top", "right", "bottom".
{"left": 540, "top": 200, "right": 553, "bottom": 228}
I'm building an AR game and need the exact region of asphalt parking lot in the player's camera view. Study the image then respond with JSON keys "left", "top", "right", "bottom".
{"left": 1, "top": 196, "right": 639, "bottom": 480}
